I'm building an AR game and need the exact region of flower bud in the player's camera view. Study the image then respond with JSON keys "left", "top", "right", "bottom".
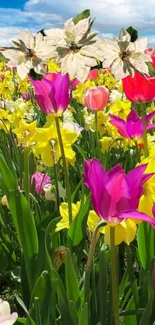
{"left": 84, "top": 86, "right": 109, "bottom": 111}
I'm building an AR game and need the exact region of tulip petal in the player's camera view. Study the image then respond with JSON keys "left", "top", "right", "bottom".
{"left": 126, "top": 109, "right": 143, "bottom": 138}
{"left": 115, "top": 210, "right": 155, "bottom": 228}
{"left": 109, "top": 114, "right": 130, "bottom": 138}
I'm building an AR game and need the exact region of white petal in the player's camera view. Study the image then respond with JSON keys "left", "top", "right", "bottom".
{"left": 0, "top": 301, "right": 10, "bottom": 317}
{"left": 16, "top": 29, "right": 35, "bottom": 49}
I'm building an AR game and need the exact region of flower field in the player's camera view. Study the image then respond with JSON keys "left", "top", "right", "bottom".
{"left": 1, "top": 8, "right": 155, "bottom": 325}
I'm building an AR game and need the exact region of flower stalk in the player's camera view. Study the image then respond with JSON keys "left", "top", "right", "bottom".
{"left": 55, "top": 116, "right": 72, "bottom": 225}
{"left": 110, "top": 226, "right": 120, "bottom": 325}
{"left": 24, "top": 147, "right": 30, "bottom": 205}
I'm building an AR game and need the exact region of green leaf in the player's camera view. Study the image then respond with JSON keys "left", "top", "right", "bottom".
{"left": 119, "top": 269, "right": 129, "bottom": 299}
{"left": 99, "top": 249, "right": 108, "bottom": 324}
{"left": 65, "top": 250, "right": 81, "bottom": 310}
{"left": 78, "top": 303, "right": 88, "bottom": 325}
{"left": 0, "top": 155, "right": 38, "bottom": 291}
{"left": 73, "top": 10, "right": 90, "bottom": 24}
{"left": 137, "top": 223, "right": 155, "bottom": 269}
{"left": 126, "top": 26, "right": 138, "bottom": 42}
{"left": 147, "top": 62, "right": 155, "bottom": 77}
{"left": 124, "top": 297, "right": 137, "bottom": 325}
{"left": 68, "top": 196, "right": 90, "bottom": 247}
{"left": 0, "top": 52, "right": 9, "bottom": 63}
{"left": 30, "top": 271, "right": 51, "bottom": 325}
{"left": 139, "top": 295, "right": 154, "bottom": 325}
{"left": 69, "top": 301, "right": 79, "bottom": 325}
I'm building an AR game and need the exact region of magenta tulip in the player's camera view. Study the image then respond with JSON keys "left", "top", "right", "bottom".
{"left": 84, "top": 86, "right": 109, "bottom": 111}
{"left": 30, "top": 72, "right": 71, "bottom": 114}
{"left": 122, "top": 72, "right": 155, "bottom": 103}
{"left": 31, "top": 172, "right": 51, "bottom": 195}
{"left": 84, "top": 158, "right": 155, "bottom": 227}
{"left": 109, "top": 109, "right": 155, "bottom": 139}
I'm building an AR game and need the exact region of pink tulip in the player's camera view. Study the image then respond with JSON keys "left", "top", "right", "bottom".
{"left": 84, "top": 86, "right": 109, "bottom": 111}
{"left": 30, "top": 72, "right": 71, "bottom": 114}
{"left": 31, "top": 172, "right": 51, "bottom": 195}
{"left": 84, "top": 158, "right": 155, "bottom": 227}
{"left": 122, "top": 72, "right": 155, "bottom": 103}
{"left": 109, "top": 109, "right": 155, "bottom": 139}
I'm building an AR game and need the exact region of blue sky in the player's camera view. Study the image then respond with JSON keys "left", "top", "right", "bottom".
{"left": 1, "top": 0, "right": 155, "bottom": 47}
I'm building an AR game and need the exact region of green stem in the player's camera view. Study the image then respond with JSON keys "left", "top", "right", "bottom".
{"left": 24, "top": 147, "right": 30, "bottom": 205}
{"left": 95, "top": 111, "right": 99, "bottom": 156}
{"left": 84, "top": 220, "right": 106, "bottom": 323}
{"left": 141, "top": 103, "right": 149, "bottom": 157}
{"left": 110, "top": 227, "right": 120, "bottom": 325}
{"left": 55, "top": 116, "right": 72, "bottom": 225}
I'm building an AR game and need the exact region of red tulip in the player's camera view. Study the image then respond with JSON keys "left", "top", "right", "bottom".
{"left": 122, "top": 72, "right": 155, "bottom": 103}
{"left": 84, "top": 86, "right": 109, "bottom": 111}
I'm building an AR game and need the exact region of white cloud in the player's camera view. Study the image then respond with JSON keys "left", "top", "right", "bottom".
{"left": 1, "top": 0, "right": 155, "bottom": 46}
{"left": 0, "top": 27, "right": 21, "bottom": 47}
{"left": 102, "top": 33, "right": 115, "bottom": 40}
{"left": 24, "top": 0, "right": 155, "bottom": 32}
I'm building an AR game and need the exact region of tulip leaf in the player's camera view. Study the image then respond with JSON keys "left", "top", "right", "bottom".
{"left": 65, "top": 249, "right": 81, "bottom": 310}
{"left": 139, "top": 295, "right": 154, "bottom": 325}
{"left": 68, "top": 196, "right": 90, "bottom": 247}
{"left": 73, "top": 9, "right": 90, "bottom": 24}
{"left": 78, "top": 303, "right": 88, "bottom": 325}
{"left": 69, "top": 301, "right": 79, "bottom": 325}
{"left": 126, "top": 26, "right": 138, "bottom": 42}
{"left": 99, "top": 249, "right": 108, "bottom": 324}
{"left": 138, "top": 223, "right": 155, "bottom": 269}
{"left": 0, "top": 155, "right": 38, "bottom": 291}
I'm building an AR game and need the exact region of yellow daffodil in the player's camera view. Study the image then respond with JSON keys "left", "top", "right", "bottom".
{"left": 47, "top": 58, "right": 60, "bottom": 73}
{"left": 96, "top": 71, "right": 117, "bottom": 90}
{"left": 99, "top": 136, "right": 117, "bottom": 153}
{"left": 108, "top": 99, "right": 131, "bottom": 120}
{"left": 13, "top": 120, "right": 37, "bottom": 146}
{"left": 56, "top": 201, "right": 81, "bottom": 231}
{"left": 32, "top": 122, "right": 78, "bottom": 167}
{"left": 88, "top": 210, "right": 137, "bottom": 246}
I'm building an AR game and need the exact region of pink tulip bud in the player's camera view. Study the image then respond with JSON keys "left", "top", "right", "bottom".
{"left": 22, "top": 92, "right": 30, "bottom": 101}
{"left": 31, "top": 172, "right": 51, "bottom": 195}
{"left": 86, "top": 69, "right": 98, "bottom": 81}
{"left": 83, "top": 86, "right": 109, "bottom": 111}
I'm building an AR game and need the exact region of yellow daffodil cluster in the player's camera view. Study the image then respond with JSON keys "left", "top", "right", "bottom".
{"left": 12, "top": 116, "right": 79, "bottom": 167}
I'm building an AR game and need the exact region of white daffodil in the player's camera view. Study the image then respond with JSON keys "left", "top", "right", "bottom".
{"left": 101, "top": 28, "right": 152, "bottom": 80}
{"left": 2, "top": 30, "right": 53, "bottom": 79}
{"left": 0, "top": 300, "right": 18, "bottom": 324}
{"left": 45, "top": 17, "right": 102, "bottom": 82}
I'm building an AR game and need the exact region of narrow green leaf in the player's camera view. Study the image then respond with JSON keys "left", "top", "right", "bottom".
{"left": 99, "top": 249, "right": 108, "bottom": 324}
{"left": 139, "top": 295, "right": 154, "bottom": 325}
{"left": 65, "top": 250, "right": 81, "bottom": 310}
{"left": 78, "top": 303, "right": 88, "bottom": 325}
{"left": 68, "top": 196, "right": 90, "bottom": 247}
{"left": 69, "top": 301, "right": 79, "bottom": 325}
